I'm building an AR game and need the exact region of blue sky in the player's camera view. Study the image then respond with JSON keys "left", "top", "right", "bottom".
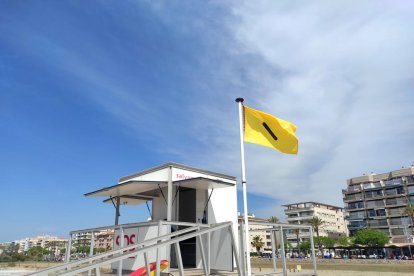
{"left": 1, "top": 1, "right": 414, "bottom": 242}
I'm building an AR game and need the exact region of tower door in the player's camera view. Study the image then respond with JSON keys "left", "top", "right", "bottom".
{"left": 178, "top": 188, "right": 197, "bottom": 267}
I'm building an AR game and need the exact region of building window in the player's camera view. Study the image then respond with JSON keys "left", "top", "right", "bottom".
{"left": 396, "top": 187, "right": 405, "bottom": 195}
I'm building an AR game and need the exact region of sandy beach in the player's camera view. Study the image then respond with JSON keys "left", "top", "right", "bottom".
{"left": 1, "top": 259, "right": 413, "bottom": 275}
{"left": 251, "top": 268, "right": 413, "bottom": 276}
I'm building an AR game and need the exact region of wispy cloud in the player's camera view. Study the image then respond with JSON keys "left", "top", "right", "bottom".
{"left": 18, "top": 1, "right": 413, "bottom": 208}
{"left": 2, "top": 2, "right": 413, "bottom": 242}
{"left": 182, "top": 1, "right": 414, "bottom": 207}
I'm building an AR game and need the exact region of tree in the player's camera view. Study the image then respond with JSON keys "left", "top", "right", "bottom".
{"left": 5, "top": 243, "right": 19, "bottom": 255}
{"left": 336, "top": 235, "right": 350, "bottom": 246}
{"left": 27, "top": 246, "right": 49, "bottom": 261}
{"left": 268, "top": 216, "right": 279, "bottom": 223}
{"left": 95, "top": 247, "right": 107, "bottom": 254}
{"left": 284, "top": 240, "right": 293, "bottom": 250}
{"left": 75, "top": 245, "right": 90, "bottom": 254}
{"left": 251, "top": 235, "right": 264, "bottom": 252}
{"left": 268, "top": 216, "right": 279, "bottom": 253}
{"left": 353, "top": 229, "right": 390, "bottom": 247}
{"left": 404, "top": 203, "right": 414, "bottom": 232}
{"left": 309, "top": 216, "right": 325, "bottom": 253}
{"left": 293, "top": 229, "right": 300, "bottom": 251}
{"left": 299, "top": 240, "right": 311, "bottom": 254}
{"left": 317, "top": 236, "right": 335, "bottom": 248}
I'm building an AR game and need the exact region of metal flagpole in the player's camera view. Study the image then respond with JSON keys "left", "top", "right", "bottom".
{"left": 236, "top": 97, "right": 252, "bottom": 276}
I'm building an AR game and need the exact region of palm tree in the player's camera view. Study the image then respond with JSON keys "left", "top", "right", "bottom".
{"left": 251, "top": 235, "right": 265, "bottom": 253}
{"left": 268, "top": 216, "right": 279, "bottom": 223}
{"left": 294, "top": 228, "right": 300, "bottom": 251}
{"left": 309, "top": 216, "right": 325, "bottom": 254}
{"left": 404, "top": 203, "right": 414, "bottom": 233}
{"left": 268, "top": 216, "right": 279, "bottom": 253}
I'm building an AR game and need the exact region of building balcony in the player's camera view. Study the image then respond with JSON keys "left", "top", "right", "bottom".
{"left": 284, "top": 207, "right": 313, "bottom": 213}
{"left": 343, "top": 197, "right": 364, "bottom": 203}
{"left": 287, "top": 215, "right": 313, "bottom": 221}
{"left": 348, "top": 216, "right": 366, "bottom": 221}
{"left": 343, "top": 192, "right": 364, "bottom": 200}
{"left": 345, "top": 183, "right": 363, "bottom": 191}
{"left": 362, "top": 186, "right": 383, "bottom": 191}
{"left": 286, "top": 233, "right": 311, "bottom": 239}
{"left": 383, "top": 193, "right": 406, "bottom": 199}
{"left": 348, "top": 225, "right": 367, "bottom": 230}
{"left": 390, "top": 230, "right": 406, "bottom": 236}
{"left": 391, "top": 236, "right": 410, "bottom": 243}
{"left": 384, "top": 180, "right": 403, "bottom": 187}
{"left": 368, "top": 215, "right": 388, "bottom": 220}
{"left": 386, "top": 213, "right": 406, "bottom": 218}
{"left": 343, "top": 189, "right": 363, "bottom": 196}
{"left": 389, "top": 224, "right": 405, "bottom": 228}
{"left": 365, "top": 203, "right": 386, "bottom": 209}
{"left": 345, "top": 205, "right": 365, "bottom": 211}
{"left": 368, "top": 222, "right": 389, "bottom": 228}
{"left": 385, "top": 203, "right": 407, "bottom": 208}
{"left": 364, "top": 194, "right": 385, "bottom": 201}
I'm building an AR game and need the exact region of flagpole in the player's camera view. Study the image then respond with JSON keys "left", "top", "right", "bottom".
{"left": 236, "top": 97, "right": 252, "bottom": 276}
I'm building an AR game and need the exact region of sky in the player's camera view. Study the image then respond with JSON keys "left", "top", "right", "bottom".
{"left": 1, "top": 0, "right": 414, "bottom": 242}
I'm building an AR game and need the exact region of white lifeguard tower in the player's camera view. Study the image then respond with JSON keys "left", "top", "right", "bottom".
{"left": 30, "top": 162, "right": 318, "bottom": 276}
{"left": 85, "top": 162, "right": 239, "bottom": 272}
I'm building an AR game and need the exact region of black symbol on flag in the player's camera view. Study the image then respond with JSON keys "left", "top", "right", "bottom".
{"left": 262, "top": 122, "right": 278, "bottom": 141}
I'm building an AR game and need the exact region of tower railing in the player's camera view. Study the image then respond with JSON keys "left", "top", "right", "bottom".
{"left": 28, "top": 221, "right": 241, "bottom": 276}
{"left": 240, "top": 222, "right": 317, "bottom": 276}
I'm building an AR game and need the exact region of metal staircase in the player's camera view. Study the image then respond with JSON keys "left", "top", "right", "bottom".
{"left": 28, "top": 221, "right": 241, "bottom": 276}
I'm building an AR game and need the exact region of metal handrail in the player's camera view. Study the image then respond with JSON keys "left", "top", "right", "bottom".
{"left": 69, "top": 220, "right": 209, "bottom": 235}
{"left": 238, "top": 221, "right": 318, "bottom": 276}
{"left": 69, "top": 221, "right": 157, "bottom": 235}
{"left": 60, "top": 222, "right": 237, "bottom": 276}
{"left": 29, "top": 225, "right": 201, "bottom": 275}
{"left": 29, "top": 221, "right": 240, "bottom": 276}
{"left": 65, "top": 220, "right": 212, "bottom": 267}
{"left": 248, "top": 222, "right": 314, "bottom": 231}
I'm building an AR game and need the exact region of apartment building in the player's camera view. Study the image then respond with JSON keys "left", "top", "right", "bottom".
{"left": 283, "top": 202, "right": 347, "bottom": 247}
{"left": 16, "top": 235, "right": 67, "bottom": 255}
{"left": 73, "top": 231, "right": 92, "bottom": 247}
{"left": 71, "top": 230, "right": 115, "bottom": 251}
{"left": 343, "top": 166, "right": 414, "bottom": 243}
{"left": 238, "top": 214, "right": 273, "bottom": 252}
{"left": 94, "top": 230, "right": 115, "bottom": 250}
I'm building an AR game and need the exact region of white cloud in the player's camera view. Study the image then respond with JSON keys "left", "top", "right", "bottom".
{"left": 191, "top": 1, "right": 414, "bottom": 209}
{"left": 57, "top": 1, "right": 413, "bottom": 211}
{"left": 2, "top": 2, "right": 413, "bottom": 240}
{"left": 9, "top": 1, "right": 413, "bottom": 211}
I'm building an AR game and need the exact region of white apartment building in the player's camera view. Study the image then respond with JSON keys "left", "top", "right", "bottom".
{"left": 73, "top": 231, "right": 93, "bottom": 247}
{"left": 16, "top": 235, "right": 67, "bottom": 255}
{"left": 238, "top": 214, "right": 273, "bottom": 252}
{"left": 71, "top": 230, "right": 116, "bottom": 251}
{"left": 283, "top": 202, "right": 347, "bottom": 248}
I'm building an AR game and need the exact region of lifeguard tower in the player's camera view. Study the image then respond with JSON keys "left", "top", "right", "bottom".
{"left": 30, "top": 163, "right": 318, "bottom": 276}
{"left": 85, "top": 162, "right": 239, "bottom": 272}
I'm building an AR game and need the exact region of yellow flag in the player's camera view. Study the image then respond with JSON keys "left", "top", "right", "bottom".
{"left": 244, "top": 105, "right": 298, "bottom": 154}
